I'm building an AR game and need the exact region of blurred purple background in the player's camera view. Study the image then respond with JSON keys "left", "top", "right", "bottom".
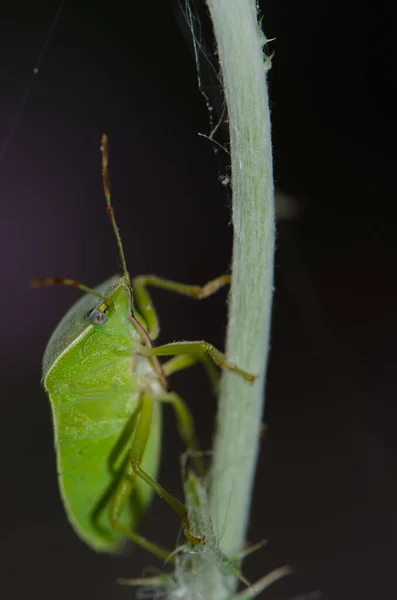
{"left": 0, "top": 1, "right": 396, "bottom": 599}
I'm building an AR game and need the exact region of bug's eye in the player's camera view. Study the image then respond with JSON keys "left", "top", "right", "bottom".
{"left": 89, "top": 308, "right": 108, "bottom": 326}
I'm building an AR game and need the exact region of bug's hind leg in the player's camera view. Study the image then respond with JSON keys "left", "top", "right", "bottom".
{"left": 109, "top": 390, "right": 203, "bottom": 555}
{"left": 108, "top": 405, "right": 141, "bottom": 475}
{"left": 109, "top": 498, "right": 171, "bottom": 562}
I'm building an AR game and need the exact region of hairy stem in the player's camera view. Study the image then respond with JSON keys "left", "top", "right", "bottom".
{"left": 207, "top": 0, "right": 275, "bottom": 563}
{"left": 134, "top": 4, "right": 277, "bottom": 598}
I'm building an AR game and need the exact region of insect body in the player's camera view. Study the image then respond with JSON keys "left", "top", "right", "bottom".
{"left": 42, "top": 275, "right": 161, "bottom": 553}
{"left": 34, "top": 135, "right": 255, "bottom": 560}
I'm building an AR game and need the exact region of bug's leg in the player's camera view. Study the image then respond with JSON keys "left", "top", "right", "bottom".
{"left": 109, "top": 390, "right": 203, "bottom": 549}
{"left": 159, "top": 391, "right": 205, "bottom": 475}
{"left": 108, "top": 406, "right": 140, "bottom": 474}
{"left": 133, "top": 274, "right": 231, "bottom": 340}
{"left": 109, "top": 483, "right": 172, "bottom": 562}
{"left": 162, "top": 353, "right": 219, "bottom": 394}
{"left": 141, "top": 341, "right": 257, "bottom": 383}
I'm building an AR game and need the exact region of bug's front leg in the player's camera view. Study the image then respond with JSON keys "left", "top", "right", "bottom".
{"left": 132, "top": 274, "right": 232, "bottom": 340}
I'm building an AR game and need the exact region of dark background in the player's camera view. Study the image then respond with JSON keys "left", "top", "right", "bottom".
{"left": 0, "top": 1, "right": 396, "bottom": 599}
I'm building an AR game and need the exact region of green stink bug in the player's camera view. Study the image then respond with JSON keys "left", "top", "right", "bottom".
{"left": 33, "top": 135, "right": 255, "bottom": 560}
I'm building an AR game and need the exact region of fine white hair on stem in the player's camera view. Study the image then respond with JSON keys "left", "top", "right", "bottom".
{"left": 133, "top": 0, "right": 283, "bottom": 597}
{"left": 205, "top": 0, "right": 275, "bottom": 586}
{"left": 178, "top": 0, "right": 278, "bottom": 595}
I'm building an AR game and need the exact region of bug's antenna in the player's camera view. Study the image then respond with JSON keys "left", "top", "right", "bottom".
{"left": 31, "top": 278, "right": 107, "bottom": 302}
{"left": 101, "top": 135, "right": 131, "bottom": 286}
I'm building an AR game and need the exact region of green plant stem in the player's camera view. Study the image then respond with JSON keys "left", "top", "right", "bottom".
{"left": 207, "top": 0, "right": 275, "bottom": 563}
